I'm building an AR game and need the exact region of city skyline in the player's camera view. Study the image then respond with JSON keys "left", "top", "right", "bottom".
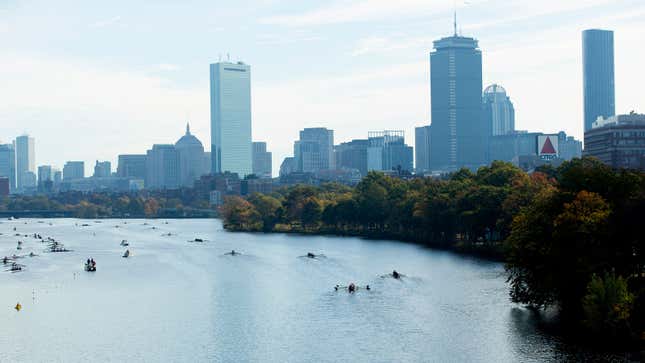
{"left": 0, "top": 0, "right": 644, "bottom": 175}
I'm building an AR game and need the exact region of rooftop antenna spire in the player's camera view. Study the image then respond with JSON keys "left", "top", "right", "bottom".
{"left": 453, "top": 0, "right": 457, "bottom": 36}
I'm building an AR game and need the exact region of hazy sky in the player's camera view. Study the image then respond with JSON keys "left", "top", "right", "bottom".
{"left": 0, "top": 0, "right": 644, "bottom": 176}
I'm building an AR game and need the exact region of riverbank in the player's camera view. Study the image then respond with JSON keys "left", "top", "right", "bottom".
{"left": 221, "top": 159, "right": 645, "bottom": 348}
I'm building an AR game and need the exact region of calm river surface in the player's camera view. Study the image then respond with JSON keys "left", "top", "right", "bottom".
{"left": 0, "top": 219, "right": 627, "bottom": 362}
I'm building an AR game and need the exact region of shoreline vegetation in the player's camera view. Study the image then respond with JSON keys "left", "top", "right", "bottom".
{"left": 0, "top": 190, "right": 216, "bottom": 219}
{"left": 221, "top": 158, "right": 645, "bottom": 348}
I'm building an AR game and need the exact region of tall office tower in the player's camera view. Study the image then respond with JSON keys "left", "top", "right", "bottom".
{"left": 483, "top": 84, "right": 515, "bottom": 136}
{"left": 252, "top": 142, "right": 272, "bottom": 178}
{"left": 117, "top": 154, "right": 147, "bottom": 179}
{"left": 37, "top": 165, "right": 52, "bottom": 184}
{"left": 367, "top": 131, "right": 414, "bottom": 173}
{"left": 53, "top": 169, "right": 62, "bottom": 185}
{"left": 63, "top": 161, "right": 85, "bottom": 180}
{"left": 294, "top": 127, "right": 334, "bottom": 173}
{"left": 93, "top": 161, "right": 112, "bottom": 178}
{"left": 146, "top": 144, "right": 179, "bottom": 189}
{"left": 414, "top": 126, "right": 431, "bottom": 174}
{"left": 37, "top": 165, "right": 53, "bottom": 192}
{"left": 430, "top": 30, "right": 486, "bottom": 171}
{"left": 0, "top": 143, "right": 16, "bottom": 192}
{"left": 335, "top": 139, "right": 369, "bottom": 177}
{"left": 583, "top": 29, "right": 615, "bottom": 132}
{"left": 210, "top": 61, "right": 252, "bottom": 177}
{"left": 14, "top": 135, "right": 35, "bottom": 190}
{"left": 175, "top": 123, "right": 206, "bottom": 187}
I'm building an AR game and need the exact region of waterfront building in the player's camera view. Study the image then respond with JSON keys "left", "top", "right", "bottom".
{"left": 583, "top": 29, "right": 615, "bottom": 132}
{"left": 175, "top": 123, "right": 206, "bottom": 187}
{"left": 430, "top": 31, "right": 487, "bottom": 172}
{"left": 294, "top": 128, "right": 334, "bottom": 173}
{"left": 483, "top": 84, "right": 515, "bottom": 136}
{"left": 210, "top": 61, "right": 252, "bottom": 177}
{"left": 63, "top": 161, "right": 85, "bottom": 180}
{"left": 252, "top": 142, "right": 272, "bottom": 178}
{"left": 117, "top": 154, "right": 147, "bottom": 180}
{"left": 367, "top": 130, "right": 413, "bottom": 173}
{"left": 335, "top": 139, "right": 369, "bottom": 177}
{"left": 14, "top": 135, "right": 35, "bottom": 191}
{"left": 146, "top": 144, "right": 179, "bottom": 189}
{"left": 0, "top": 143, "right": 16, "bottom": 192}
{"left": 414, "top": 126, "right": 431, "bottom": 174}
{"left": 585, "top": 113, "right": 645, "bottom": 170}
{"left": 93, "top": 161, "right": 112, "bottom": 178}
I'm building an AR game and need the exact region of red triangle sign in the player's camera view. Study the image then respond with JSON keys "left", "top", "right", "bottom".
{"left": 541, "top": 136, "right": 556, "bottom": 154}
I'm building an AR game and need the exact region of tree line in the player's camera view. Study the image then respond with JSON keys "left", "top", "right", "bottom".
{"left": 0, "top": 190, "right": 214, "bottom": 218}
{"left": 221, "top": 158, "right": 645, "bottom": 344}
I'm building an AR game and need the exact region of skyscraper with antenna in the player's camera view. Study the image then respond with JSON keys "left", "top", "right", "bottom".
{"left": 429, "top": 10, "right": 487, "bottom": 171}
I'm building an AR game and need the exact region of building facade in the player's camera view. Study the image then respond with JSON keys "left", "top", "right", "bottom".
{"left": 14, "top": 135, "right": 35, "bottom": 191}
{"left": 414, "top": 126, "right": 431, "bottom": 174}
{"left": 335, "top": 139, "right": 369, "bottom": 177}
{"left": 585, "top": 113, "right": 645, "bottom": 170}
{"left": 430, "top": 34, "right": 487, "bottom": 172}
{"left": 210, "top": 61, "right": 252, "bottom": 177}
{"left": 294, "top": 128, "right": 334, "bottom": 173}
{"left": 252, "top": 142, "right": 272, "bottom": 178}
{"left": 0, "top": 144, "right": 16, "bottom": 192}
{"left": 93, "top": 161, "right": 112, "bottom": 178}
{"left": 117, "top": 154, "right": 147, "bottom": 180}
{"left": 175, "top": 123, "right": 206, "bottom": 187}
{"left": 583, "top": 29, "right": 615, "bottom": 132}
{"left": 63, "top": 161, "right": 85, "bottom": 180}
{"left": 146, "top": 144, "right": 180, "bottom": 189}
{"left": 483, "top": 84, "right": 515, "bottom": 136}
{"left": 367, "top": 131, "right": 413, "bottom": 173}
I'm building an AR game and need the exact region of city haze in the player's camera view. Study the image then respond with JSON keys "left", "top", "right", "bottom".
{"left": 0, "top": 0, "right": 643, "bottom": 175}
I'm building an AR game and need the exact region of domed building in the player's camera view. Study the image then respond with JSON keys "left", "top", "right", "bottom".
{"left": 175, "top": 123, "right": 206, "bottom": 187}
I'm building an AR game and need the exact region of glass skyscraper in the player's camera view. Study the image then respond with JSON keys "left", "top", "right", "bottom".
{"left": 430, "top": 34, "right": 486, "bottom": 172}
{"left": 14, "top": 134, "right": 35, "bottom": 190}
{"left": 483, "top": 84, "right": 515, "bottom": 136}
{"left": 210, "top": 61, "right": 253, "bottom": 177}
{"left": 583, "top": 29, "right": 615, "bottom": 132}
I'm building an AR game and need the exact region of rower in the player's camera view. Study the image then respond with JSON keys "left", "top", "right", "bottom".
{"left": 307, "top": 252, "right": 315, "bottom": 258}
{"left": 348, "top": 283, "right": 356, "bottom": 293}
{"left": 392, "top": 270, "right": 400, "bottom": 279}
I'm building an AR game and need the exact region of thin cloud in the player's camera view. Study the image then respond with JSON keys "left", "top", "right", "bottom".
{"left": 91, "top": 15, "right": 122, "bottom": 28}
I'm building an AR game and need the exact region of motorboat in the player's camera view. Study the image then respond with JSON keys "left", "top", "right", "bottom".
{"left": 122, "top": 250, "right": 130, "bottom": 258}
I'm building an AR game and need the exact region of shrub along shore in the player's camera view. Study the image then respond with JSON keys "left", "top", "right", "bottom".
{"left": 221, "top": 158, "right": 645, "bottom": 347}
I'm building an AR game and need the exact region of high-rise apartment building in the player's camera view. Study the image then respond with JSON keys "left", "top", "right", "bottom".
{"left": 430, "top": 32, "right": 487, "bottom": 171}
{"left": 294, "top": 128, "right": 334, "bottom": 173}
{"left": 0, "top": 143, "right": 16, "bottom": 192}
{"left": 483, "top": 84, "right": 515, "bottom": 136}
{"left": 210, "top": 61, "right": 252, "bottom": 177}
{"left": 583, "top": 29, "right": 615, "bottom": 132}
{"left": 252, "top": 142, "right": 272, "bottom": 178}
{"left": 415, "top": 126, "right": 431, "bottom": 174}
{"left": 63, "top": 161, "right": 85, "bottom": 180}
{"left": 14, "top": 135, "right": 35, "bottom": 190}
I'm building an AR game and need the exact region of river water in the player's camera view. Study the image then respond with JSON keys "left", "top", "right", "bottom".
{"left": 0, "top": 219, "right": 627, "bottom": 362}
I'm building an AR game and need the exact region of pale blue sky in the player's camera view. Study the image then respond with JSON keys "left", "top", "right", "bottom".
{"left": 0, "top": 0, "right": 644, "bottom": 175}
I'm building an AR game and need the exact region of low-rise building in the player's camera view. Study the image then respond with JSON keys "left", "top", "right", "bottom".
{"left": 585, "top": 113, "right": 645, "bottom": 170}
